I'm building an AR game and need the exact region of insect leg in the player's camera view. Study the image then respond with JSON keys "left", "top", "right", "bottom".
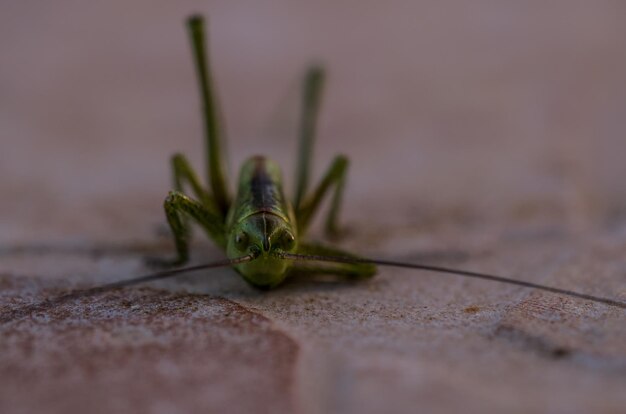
{"left": 296, "top": 155, "right": 349, "bottom": 237}
{"left": 150, "top": 191, "right": 226, "bottom": 267}
{"left": 171, "top": 153, "right": 220, "bottom": 216}
{"left": 187, "top": 15, "right": 230, "bottom": 215}
{"left": 293, "top": 65, "right": 325, "bottom": 211}
{"left": 290, "top": 242, "right": 376, "bottom": 279}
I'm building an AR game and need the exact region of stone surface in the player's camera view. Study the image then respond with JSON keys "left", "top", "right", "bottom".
{"left": 1, "top": 2, "right": 625, "bottom": 414}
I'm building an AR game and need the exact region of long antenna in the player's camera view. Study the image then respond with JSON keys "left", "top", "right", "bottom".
{"left": 0, "top": 255, "right": 254, "bottom": 323}
{"left": 88, "top": 254, "right": 254, "bottom": 292}
{"left": 280, "top": 253, "right": 626, "bottom": 309}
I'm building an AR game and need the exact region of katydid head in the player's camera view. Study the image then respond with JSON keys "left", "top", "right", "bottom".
{"left": 226, "top": 213, "right": 298, "bottom": 288}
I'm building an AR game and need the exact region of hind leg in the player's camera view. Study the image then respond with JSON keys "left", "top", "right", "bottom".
{"left": 293, "top": 65, "right": 326, "bottom": 211}
{"left": 188, "top": 16, "right": 231, "bottom": 215}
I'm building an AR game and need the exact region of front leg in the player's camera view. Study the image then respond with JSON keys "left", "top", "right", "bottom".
{"left": 171, "top": 152, "right": 220, "bottom": 216}
{"left": 151, "top": 191, "right": 226, "bottom": 267}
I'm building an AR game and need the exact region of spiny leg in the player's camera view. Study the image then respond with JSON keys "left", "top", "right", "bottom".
{"left": 296, "top": 155, "right": 349, "bottom": 237}
{"left": 289, "top": 242, "right": 376, "bottom": 279}
{"left": 187, "top": 15, "right": 230, "bottom": 216}
{"left": 151, "top": 191, "right": 226, "bottom": 267}
{"left": 293, "top": 65, "right": 325, "bottom": 211}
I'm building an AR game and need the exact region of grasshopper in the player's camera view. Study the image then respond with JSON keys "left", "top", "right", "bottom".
{"left": 151, "top": 15, "right": 377, "bottom": 288}
{"left": 35, "top": 14, "right": 624, "bottom": 309}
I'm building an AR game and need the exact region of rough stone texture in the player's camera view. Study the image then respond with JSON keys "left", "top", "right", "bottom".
{"left": 1, "top": 2, "right": 625, "bottom": 413}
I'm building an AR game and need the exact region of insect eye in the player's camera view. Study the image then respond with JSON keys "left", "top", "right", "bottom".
{"left": 234, "top": 232, "right": 249, "bottom": 250}
{"left": 279, "top": 231, "right": 295, "bottom": 250}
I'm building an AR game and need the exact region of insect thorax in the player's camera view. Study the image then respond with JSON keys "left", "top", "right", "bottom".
{"left": 225, "top": 156, "right": 298, "bottom": 287}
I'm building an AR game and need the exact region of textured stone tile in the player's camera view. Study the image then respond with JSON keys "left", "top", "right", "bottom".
{"left": 1, "top": 281, "right": 299, "bottom": 414}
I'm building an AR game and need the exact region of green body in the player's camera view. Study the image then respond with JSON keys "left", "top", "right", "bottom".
{"left": 155, "top": 15, "right": 375, "bottom": 288}
{"left": 225, "top": 157, "right": 299, "bottom": 287}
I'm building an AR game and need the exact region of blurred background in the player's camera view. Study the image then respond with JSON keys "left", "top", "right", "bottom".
{"left": 2, "top": 1, "right": 626, "bottom": 244}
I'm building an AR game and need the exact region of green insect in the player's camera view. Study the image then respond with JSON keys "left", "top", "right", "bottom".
{"left": 150, "top": 15, "right": 375, "bottom": 288}
{"left": 15, "top": 14, "right": 622, "bottom": 312}
{"left": 113, "top": 13, "right": 618, "bottom": 310}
